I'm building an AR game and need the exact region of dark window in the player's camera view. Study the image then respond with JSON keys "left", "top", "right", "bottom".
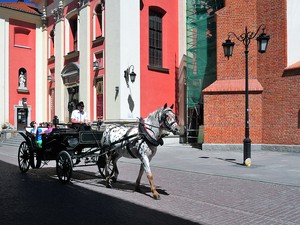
{"left": 95, "top": 4, "right": 103, "bottom": 38}
{"left": 149, "top": 10, "right": 162, "bottom": 67}
{"left": 50, "top": 29, "right": 54, "bottom": 57}
{"left": 70, "top": 17, "right": 78, "bottom": 52}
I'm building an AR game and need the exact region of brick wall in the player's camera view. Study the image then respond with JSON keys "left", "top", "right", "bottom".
{"left": 203, "top": 0, "right": 300, "bottom": 145}
{"left": 257, "top": 0, "right": 300, "bottom": 145}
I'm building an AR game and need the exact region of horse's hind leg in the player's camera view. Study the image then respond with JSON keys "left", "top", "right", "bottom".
{"left": 135, "top": 164, "right": 144, "bottom": 192}
{"left": 105, "top": 152, "right": 112, "bottom": 188}
{"left": 111, "top": 152, "right": 121, "bottom": 183}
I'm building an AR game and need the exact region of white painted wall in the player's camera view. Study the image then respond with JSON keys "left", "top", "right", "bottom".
{"left": 287, "top": 0, "right": 300, "bottom": 66}
{"left": 0, "top": 16, "right": 9, "bottom": 125}
{"left": 178, "top": 0, "right": 186, "bottom": 61}
{"left": 105, "top": 0, "right": 140, "bottom": 121}
{"left": 105, "top": 0, "right": 121, "bottom": 120}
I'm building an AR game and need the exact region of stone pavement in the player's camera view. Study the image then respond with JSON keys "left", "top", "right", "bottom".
{"left": 1, "top": 144, "right": 300, "bottom": 224}
{"left": 126, "top": 144, "right": 300, "bottom": 187}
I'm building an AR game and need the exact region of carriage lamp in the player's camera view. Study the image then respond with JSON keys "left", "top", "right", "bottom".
{"left": 53, "top": 115, "right": 59, "bottom": 128}
{"left": 115, "top": 86, "right": 119, "bottom": 92}
{"left": 124, "top": 65, "right": 137, "bottom": 87}
{"left": 222, "top": 24, "right": 270, "bottom": 166}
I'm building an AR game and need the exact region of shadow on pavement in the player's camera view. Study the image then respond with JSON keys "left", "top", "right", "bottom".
{"left": 0, "top": 160, "right": 200, "bottom": 225}
{"left": 199, "top": 155, "right": 244, "bottom": 166}
{"left": 70, "top": 169, "right": 170, "bottom": 200}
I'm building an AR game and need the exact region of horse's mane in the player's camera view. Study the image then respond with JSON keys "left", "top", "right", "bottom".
{"left": 147, "top": 107, "right": 164, "bottom": 122}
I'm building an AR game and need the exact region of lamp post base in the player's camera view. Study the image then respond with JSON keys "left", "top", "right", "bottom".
{"left": 243, "top": 138, "right": 251, "bottom": 165}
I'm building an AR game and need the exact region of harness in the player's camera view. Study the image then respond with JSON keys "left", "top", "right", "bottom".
{"left": 105, "top": 108, "right": 177, "bottom": 158}
{"left": 124, "top": 127, "right": 139, "bottom": 158}
{"left": 138, "top": 118, "right": 164, "bottom": 147}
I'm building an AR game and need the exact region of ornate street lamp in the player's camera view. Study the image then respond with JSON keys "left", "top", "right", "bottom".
{"left": 124, "top": 65, "right": 137, "bottom": 87}
{"left": 222, "top": 25, "right": 270, "bottom": 166}
{"left": 222, "top": 38, "right": 235, "bottom": 60}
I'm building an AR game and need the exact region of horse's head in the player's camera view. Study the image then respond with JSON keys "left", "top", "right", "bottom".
{"left": 159, "top": 103, "right": 179, "bottom": 135}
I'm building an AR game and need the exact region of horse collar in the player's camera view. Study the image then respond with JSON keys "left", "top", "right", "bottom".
{"left": 138, "top": 118, "right": 163, "bottom": 146}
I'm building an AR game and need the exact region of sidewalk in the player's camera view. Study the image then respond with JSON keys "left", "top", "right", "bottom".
{"left": 120, "top": 144, "right": 300, "bottom": 187}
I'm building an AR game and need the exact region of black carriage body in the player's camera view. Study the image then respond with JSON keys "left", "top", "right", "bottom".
{"left": 18, "top": 125, "right": 121, "bottom": 182}
{"left": 19, "top": 128, "right": 103, "bottom": 163}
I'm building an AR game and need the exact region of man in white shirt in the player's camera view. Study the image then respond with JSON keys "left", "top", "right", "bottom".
{"left": 71, "top": 101, "right": 91, "bottom": 131}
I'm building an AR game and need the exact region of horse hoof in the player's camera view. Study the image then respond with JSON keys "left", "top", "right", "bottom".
{"left": 106, "top": 183, "right": 112, "bottom": 188}
{"left": 153, "top": 195, "right": 161, "bottom": 200}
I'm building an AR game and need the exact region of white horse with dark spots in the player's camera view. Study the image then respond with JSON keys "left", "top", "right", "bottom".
{"left": 101, "top": 103, "right": 179, "bottom": 200}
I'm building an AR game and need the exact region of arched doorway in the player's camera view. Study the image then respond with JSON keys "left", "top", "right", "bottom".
{"left": 61, "top": 63, "right": 80, "bottom": 122}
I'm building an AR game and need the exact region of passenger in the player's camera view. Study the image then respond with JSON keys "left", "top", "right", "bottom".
{"left": 71, "top": 101, "right": 91, "bottom": 131}
{"left": 40, "top": 122, "right": 54, "bottom": 134}
{"left": 30, "top": 121, "right": 42, "bottom": 148}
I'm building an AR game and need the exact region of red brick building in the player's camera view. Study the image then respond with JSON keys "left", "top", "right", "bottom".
{"left": 202, "top": 0, "right": 300, "bottom": 149}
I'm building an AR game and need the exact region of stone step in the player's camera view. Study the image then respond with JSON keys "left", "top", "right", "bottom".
{"left": 1, "top": 133, "right": 24, "bottom": 147}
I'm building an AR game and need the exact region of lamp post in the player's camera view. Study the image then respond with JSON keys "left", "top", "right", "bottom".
{"left": 222, "top": 25, "right": 270, "bottom": 166}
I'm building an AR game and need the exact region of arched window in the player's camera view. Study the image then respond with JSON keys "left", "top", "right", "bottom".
{"left": 93, "top": 3, "right": 103, "bottom": 40}
{"left": 18, "top": 68, "right": 27, "bottom": 89}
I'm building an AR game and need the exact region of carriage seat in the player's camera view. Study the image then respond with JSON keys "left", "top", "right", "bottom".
{"left": 25, "top": 127, "right": 48, "bottom": 148}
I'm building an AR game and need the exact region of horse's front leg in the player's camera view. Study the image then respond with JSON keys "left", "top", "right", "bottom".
{"left": 139, "top": 155, "right": 160, "bottom": 200}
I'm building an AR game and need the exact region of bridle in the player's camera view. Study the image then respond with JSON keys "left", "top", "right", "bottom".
{"left": 159, "top": 109, "right": 178, "bottom": 131}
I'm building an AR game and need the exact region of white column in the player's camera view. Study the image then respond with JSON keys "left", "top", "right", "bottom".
{"left": 0, "top": 17, "right": 9, "bottom": 125}
{"left": 54, "top": 19, "right": 65, "bottom": 122}
{"left": 79, "top": 3, "right": 91, "bottom": 118}
{"left": 105, "top": 0, "right": 140, "bottom": 121}
{"left": 35, "top": 23, "right": 48, "bottom": 123}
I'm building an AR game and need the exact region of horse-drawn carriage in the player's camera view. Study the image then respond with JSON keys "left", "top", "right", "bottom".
{"left": 18, "top": 104, "right": 179, "bottom": 200}
{"left": 18, "top": 117, "right": 113, "bottom": 183}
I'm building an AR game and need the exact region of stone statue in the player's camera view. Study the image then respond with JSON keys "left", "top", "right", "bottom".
{"left": 19, "top": 72, "right": 26, "bottom": 89}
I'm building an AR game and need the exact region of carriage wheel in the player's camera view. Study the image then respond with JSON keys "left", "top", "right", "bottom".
{"left": 18, "top": 141, "right": 31, "bottom": 172}
{"left": 56, "top": 151, "right": 73, "bottom": 184}
{"left": 97, "top": 154, "right": 114, "bottom": 178}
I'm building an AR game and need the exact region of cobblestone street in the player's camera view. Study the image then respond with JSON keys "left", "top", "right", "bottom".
{"left": 1, "top": 144, "right": 300, "bottom": 224}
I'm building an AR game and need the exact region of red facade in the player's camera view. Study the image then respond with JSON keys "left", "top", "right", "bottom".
{"left": 9, "top": 18, "right": 36, "bottom": 125}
